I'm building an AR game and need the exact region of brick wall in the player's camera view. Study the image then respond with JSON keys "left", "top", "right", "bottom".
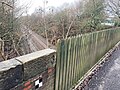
{"left": 0, "top": 49, "right": 56, "bottom": 90}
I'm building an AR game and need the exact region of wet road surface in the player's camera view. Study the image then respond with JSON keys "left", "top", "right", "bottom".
{"left": 85, "top": 46, "right": 120, "bottom": 90}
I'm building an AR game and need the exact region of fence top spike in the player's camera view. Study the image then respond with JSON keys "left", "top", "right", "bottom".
{"left": 68, "top": 37, "right": 71, "bottom": 40}
{"left": 57, "top": 39, "right": 61, "bottom": 43}
{"left": 79, "top": 34, "right": 82, "bottom": 37}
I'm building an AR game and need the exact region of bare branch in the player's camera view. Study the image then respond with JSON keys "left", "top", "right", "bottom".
{"left": 65, "top": 21, "right": 74, "bottom": 39}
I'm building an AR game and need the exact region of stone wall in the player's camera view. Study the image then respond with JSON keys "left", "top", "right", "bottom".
{"left": 0, "top": 49, "right": 56, "bottom": 90}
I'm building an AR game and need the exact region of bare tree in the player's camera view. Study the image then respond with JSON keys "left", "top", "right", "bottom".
{"left": 107, "top": 0, "right": 120, "bottom": 18}
{"left": 21, "top": 0, "right": 106, "bottom": 46}
{"left": 0, "top": 0, "right": 24, "bottom": 60}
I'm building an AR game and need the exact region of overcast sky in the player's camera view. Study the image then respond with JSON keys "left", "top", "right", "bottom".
{"left": 19, "top": 0, "right": 76, "bottom": 14}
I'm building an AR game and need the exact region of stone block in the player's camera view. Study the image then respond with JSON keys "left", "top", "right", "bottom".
{"left": 0, "top": 59, "right": 23, "bottom": 90}
{"left": 16, "top": 49, "right": 56, "bottom": 81}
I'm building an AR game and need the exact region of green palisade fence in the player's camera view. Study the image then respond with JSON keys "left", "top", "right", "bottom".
{"left": 55, "top": 28, "right": 120, "bottom": 90}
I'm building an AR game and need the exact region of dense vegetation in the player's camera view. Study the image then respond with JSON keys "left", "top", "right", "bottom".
{"left": 0, "top": 0, "right": 23, "bottom": 60}
{"left": 22, "top": 0, "right": 107, "bottom": 45}
{"left": 0, "top": 0, "right": 120, "bottom": 60}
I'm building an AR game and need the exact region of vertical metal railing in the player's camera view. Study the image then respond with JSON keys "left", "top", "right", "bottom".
{"left": 55, "top": 28, "right": 120, "bottom": 90}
